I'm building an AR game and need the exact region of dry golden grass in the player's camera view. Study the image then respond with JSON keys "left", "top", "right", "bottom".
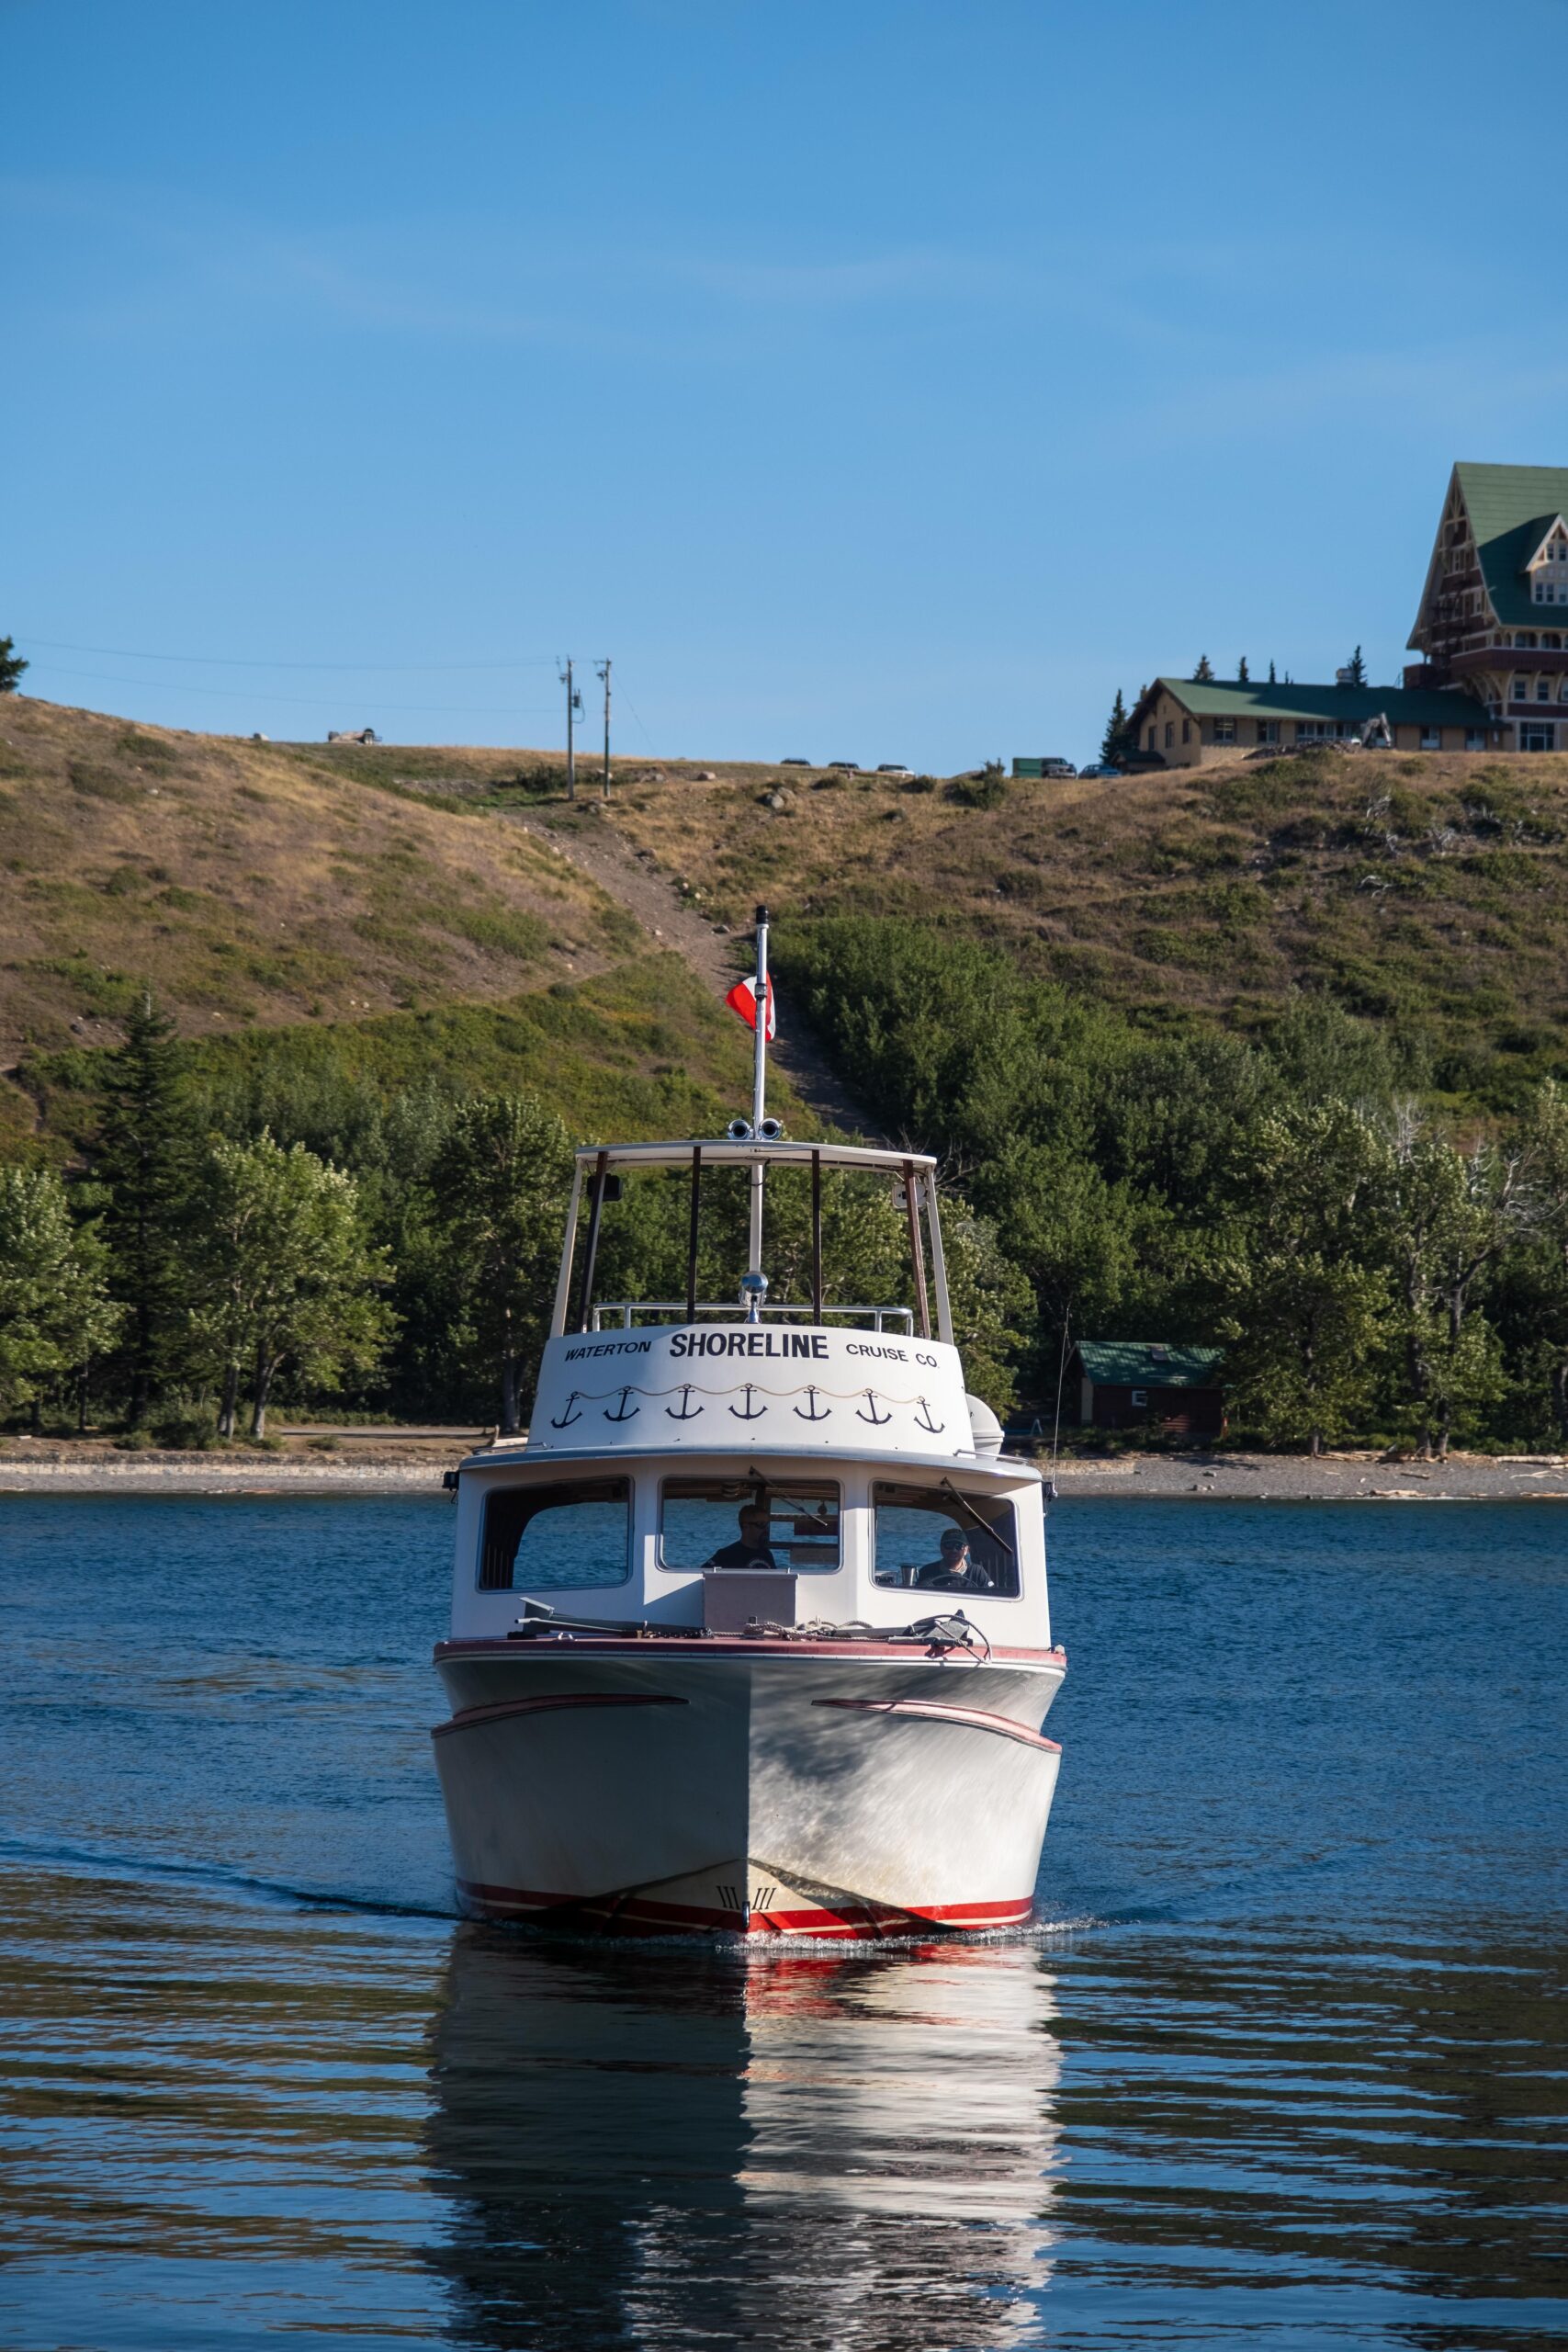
{"left": 0, "top": 701, "right": 642, "bottom": 1061}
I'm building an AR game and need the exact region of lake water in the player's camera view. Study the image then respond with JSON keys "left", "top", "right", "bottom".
{"left": 1, "top": 1493, "right": 1564, "bottom": 2350}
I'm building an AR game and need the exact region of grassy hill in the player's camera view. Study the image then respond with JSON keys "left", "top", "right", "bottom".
{"left": 590, "top": 750, "right": 1568, "bottom": 1104}
{"left": 0, "top": 700, "right": 780, "bottom": 1155}
{"left": 5, "top": 699, "right": 1567, "bottom": 1154}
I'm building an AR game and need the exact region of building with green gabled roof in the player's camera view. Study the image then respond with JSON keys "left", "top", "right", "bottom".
{"left": 1407, "top": 463, "right": 1568, "bottom": 751}
{"left": 1126, "top": 674, "right": 1495, "bottom": 769}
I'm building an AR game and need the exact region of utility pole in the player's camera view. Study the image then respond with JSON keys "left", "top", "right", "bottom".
{"left": 559, "top": 658, "right": 580, "bottom": 799}
{"left": 595, "top": 658, "right": 612, "bottom": 799}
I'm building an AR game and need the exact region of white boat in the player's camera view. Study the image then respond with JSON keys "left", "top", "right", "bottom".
{"left": 432, "top": 911, "right": 1066, "bottom": 1939}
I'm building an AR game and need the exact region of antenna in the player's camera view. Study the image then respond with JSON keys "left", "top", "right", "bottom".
{"left": 748, "top": 902, "right": 770, "bottom": 1276}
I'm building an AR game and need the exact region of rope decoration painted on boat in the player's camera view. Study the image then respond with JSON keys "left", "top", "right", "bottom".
{"left": 547, "top": 1379, "right": 953, "bottom": 1432}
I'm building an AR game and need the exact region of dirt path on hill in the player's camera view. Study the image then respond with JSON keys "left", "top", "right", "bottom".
{"left": 511, "top": 804, "right": 883, "bottom": 1139}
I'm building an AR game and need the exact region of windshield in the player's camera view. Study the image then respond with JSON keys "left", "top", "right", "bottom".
{"left": 872, "top": 1481, "right": 1020, "bottom": 1599}
{"left": 660, "top": 1477, "right": 840, "bottom": 1574}
{"left": 478, "top": 1480, "right": 631, "bottom": 1590}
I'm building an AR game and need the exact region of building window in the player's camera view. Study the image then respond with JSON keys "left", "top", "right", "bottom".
{"left": 1165, "top": 721, "right": 1174, "bottom": 747}
{"left": 1560, "top": 678, "right": 1568, "bottom": 702}
{"left": 1130, "top": 1388, "right": 1148, "bottom": 1407}
{"left": 1420, "top": 725, "right": 1441, "bottom": 749}
{"left": 1147, "top": 726, "right": 1156, "bottom": 752}
{"left": 1545, "top": 633, "right": 1563, "bottom": 650}
{"left": 1257, "top": 719, "right": 1280, "bottom": 745}
{"left": 1517, "top": 631, "right": 1539, "bottom": 649}
{"left": 1539, "top": 677, "right": 1552, "bottom": 701}
{"left": 1519, "top": 722, "right": 1556, "bottom": 752}
{"left": 1465, "top": 728, "right": 1487, "bottom": 751}
{"left": 1514, "top": 676, "right": 1532, "bottom": 702}
{"left": 1296, "top": 720, "right": 1343, "bottom": 742}
{"left": 1213, "top": 718, "right": 1235, "bottom": 743}
{"left": 1181, "top": 718, "right": 1190, "bottom": 743}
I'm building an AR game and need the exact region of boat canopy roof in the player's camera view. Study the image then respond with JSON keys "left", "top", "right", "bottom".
{"left": 572, "top": 1137, "right": 936, "bottom": 1176}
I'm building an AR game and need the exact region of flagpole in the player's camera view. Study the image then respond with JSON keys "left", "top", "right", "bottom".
{"left": 749, "top": 903, "right": 769, "bottom": 1273}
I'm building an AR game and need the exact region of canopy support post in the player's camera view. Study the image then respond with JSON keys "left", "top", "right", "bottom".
{"left": 924, "top": 1170, "right": 955, "bottom": 1346}
{"left": 685, "top": 1145, "right": 702, "bottom": 1325}
{"left": 549, "top": 1166, "right": 585, "bottom": 1340}
{"left": 574, "top": 1150, "right": 609, "bottom": 1333}
{"left": 904, "top": 1158, "right": 931, "bottom": 1340}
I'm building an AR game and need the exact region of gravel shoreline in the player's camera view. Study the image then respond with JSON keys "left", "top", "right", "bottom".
{"left": 1, "top": 1442, "right": 1564, "bottom": 1501}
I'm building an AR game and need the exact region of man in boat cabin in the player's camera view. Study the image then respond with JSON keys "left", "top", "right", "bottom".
{"left": 705, "top": 1503, "right": 779, "bottom": 1572}
{"left": 912, "top": 1527, "right": 996, "bottom": 1594}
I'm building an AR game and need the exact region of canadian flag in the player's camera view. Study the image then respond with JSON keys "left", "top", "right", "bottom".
{"left": 725, "top": 974, "right": 776, "bottom": 1041}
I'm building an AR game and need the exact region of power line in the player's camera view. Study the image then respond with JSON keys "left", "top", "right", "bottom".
{"left": 24, "top": 636, "right": 558, "bottom": 672}
{"left": 33, "top": 664, "right": 563, "bottom": 716}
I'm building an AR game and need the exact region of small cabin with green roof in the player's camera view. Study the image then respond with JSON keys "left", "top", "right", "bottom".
{"left": 1070, "top": 1341, "right": 1225, "bottom": 1436}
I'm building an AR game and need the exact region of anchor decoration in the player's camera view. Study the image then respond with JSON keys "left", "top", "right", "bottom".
{"left": 665, "top": 1385, "right": 704, "bottom": 1421}
{"left": 728, "top": 1384, "right": 767, "bottom": 1421}
{"left": 549, "top": 1390, "right": 583, "bottom": 1430}
{"left": 913, "top": 1396, "right": 945, "bottom": 1434}
{"left": 793, "top": 1386, "right": 830, "bottom": 1422}
{"left": 604, "top": 1386, "right": 641, "bottom": 1423}
{"left": 856, "top": 1389, "right": 892, "bottom": 1426}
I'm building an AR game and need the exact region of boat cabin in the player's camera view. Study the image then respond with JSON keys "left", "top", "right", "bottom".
{"left": 446, "top": 1136, "right": 1051, "bottom": 1651}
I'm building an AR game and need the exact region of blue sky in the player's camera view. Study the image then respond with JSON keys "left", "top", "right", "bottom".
{"left": 6, "top": 0, "right": 1568, "bottom": 768}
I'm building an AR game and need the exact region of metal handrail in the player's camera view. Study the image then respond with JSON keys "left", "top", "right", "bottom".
{"left": 590, "top": 1301, "right": 916, "bottom": 1334}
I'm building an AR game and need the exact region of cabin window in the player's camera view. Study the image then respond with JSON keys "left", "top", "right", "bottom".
{"left": 477, "top": 1479, "right": 631, "bottom": 1590}
{"left": 1212, "top": 718, "right": 1235, "bottom": 744}
{"left": 659, "top": 1476, "right": 840, "bottom": 1573}
{"left": 1257, "top": 719, "right": 1280, "bottom": 744}
{"left": 1466, "top": 728, "right": 1487, "bottom": 750}
{"left": 1421, "top": 725, "right": 1441, "bottom": 749}
{"left": 871, "top": 1481, "right": 1021, "bottom": 1600}
{"left": 1164, "top": 721, "right": 1174, "bottom": 747}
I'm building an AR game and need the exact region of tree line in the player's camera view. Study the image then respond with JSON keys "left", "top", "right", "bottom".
{"left": 773, "top": 920, "right": 1568, "bottom": 1455}
{"left": 0, "top": 995, "right": 1025, "bottom": 1442}
{"left": 6, "top": 950, "right": 1567, "bottom": 1453}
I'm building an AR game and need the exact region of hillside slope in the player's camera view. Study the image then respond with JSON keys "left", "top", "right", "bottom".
{"left": 0, "top": 699, "right": 641, "bottom": 1062}
{"left": 6, "top": 702, "right": 1567, "bottom": 1138}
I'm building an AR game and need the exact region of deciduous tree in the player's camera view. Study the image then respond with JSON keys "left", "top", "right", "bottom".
{"left": 190, "top": 1131, "right": 394, "bottom": 1437}
{"left": 0, "top": 1168, "right": 121, "bottom": 1423}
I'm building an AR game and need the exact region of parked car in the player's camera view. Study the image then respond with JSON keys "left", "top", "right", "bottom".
{"left": 1033, "top": 756, "right": 1077, "bottom": 779}
{"left": 1078, "top": 762, "right": 1123, "bottom": 779}
{"left": 780, "top": 757, "right": 813, "bottom": 767}
{"left": 875, "top": 762, "right": 913, "bottom": 777}
{"left": 828, "top": 760, "right": 860, "bottom": 773}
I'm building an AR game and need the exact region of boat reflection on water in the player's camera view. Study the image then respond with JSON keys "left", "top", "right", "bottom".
{"left": 424, "top": 1924, "right": 1061, "bottom": 2349}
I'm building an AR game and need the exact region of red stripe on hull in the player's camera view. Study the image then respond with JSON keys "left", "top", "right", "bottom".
{"left": 812, "top": 1695, "right": 1061, "bottom": 1751}
{"left": 433, "top": 1690, "right": 684, "bottom": 1741}
{"left": 457, "top": 1877, "right": 1035, "bottom": 1939}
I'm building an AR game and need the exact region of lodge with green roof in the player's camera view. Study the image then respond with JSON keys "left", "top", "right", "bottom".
{"left": 1127, "top": 675, "right": 1495, "bottom": 767}
{"left": 1126, "top": 462, "right": 1568, "bottom": 767}
{"left": 1406, "top": 462, "right": 1568, "bottom": 752}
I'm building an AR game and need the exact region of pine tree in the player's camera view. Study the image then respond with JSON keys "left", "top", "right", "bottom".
{"left": 1100, "top": 688, "right": 1133, "bottom": 767}
{"left": 1346, "top": 644, "right": 1368, "bottom": 685}
{"left": 94, "top": 995, "right": 196, "bottom": 1425}
{"left": 1268, "top": 661, "right": 1277, "bottom": 684}
{"left": 1237, "top": 656, "right": 1250, "bottom": 684}
{"left": 0, "top": 637, "right": 27, "bottom": 695}
{"left": 1192, "top": 654, "right": 1215, "bottom": 682}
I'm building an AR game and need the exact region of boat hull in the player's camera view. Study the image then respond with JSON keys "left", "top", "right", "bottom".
{"left": 433, "top": 1643, "right": 1064, "bottom": 1939}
